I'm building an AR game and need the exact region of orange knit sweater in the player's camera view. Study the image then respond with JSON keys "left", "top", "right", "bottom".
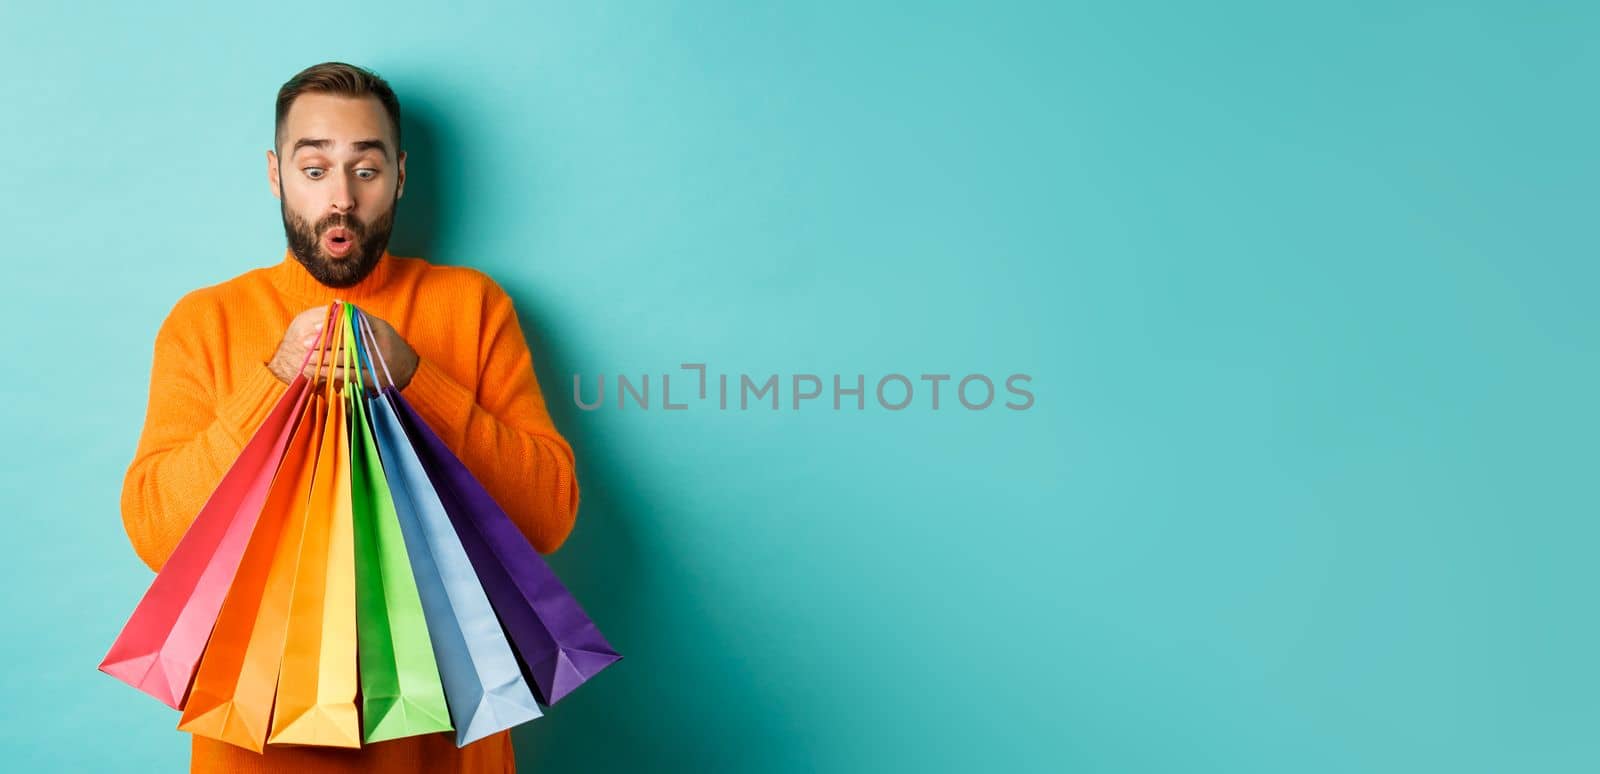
{"left": 119, "top": 248, "right": 580, "bottom": 774}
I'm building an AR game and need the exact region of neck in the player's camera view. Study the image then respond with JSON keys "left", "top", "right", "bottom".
{"left": 268, "top": 247, "right": 397, "bottom": 305}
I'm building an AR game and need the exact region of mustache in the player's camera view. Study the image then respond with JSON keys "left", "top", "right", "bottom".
{"left": 315, "top": 215, "right": 365, "bottom": 236}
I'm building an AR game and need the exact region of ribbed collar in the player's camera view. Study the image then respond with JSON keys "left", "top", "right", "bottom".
{"left": 267, "top": 246, "right": 399, "bottom": 305}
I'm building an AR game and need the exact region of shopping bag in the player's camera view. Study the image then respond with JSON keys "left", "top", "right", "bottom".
{"left": 357, "top": 310, "right": 620, "bottom": 707}
{"left": 268, "top": 305, "right": 360, "bottom": 748}
{"left": 177, "top": 392, "right": 326, "bottom": 751}
{"left": 355, "top": 314, "right": 542, "bottom": 746}
{"left": 100, "top": 304, "right": 333, "bottom": 709}
{"left": 343, "top": 304, "right": 453, "bottom": 743}
{"left": 179, "top": 304, "right": 341, "bottom": 749}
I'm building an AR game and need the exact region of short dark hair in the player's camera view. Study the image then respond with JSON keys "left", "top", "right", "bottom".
{"left": 274, "top": 61, "right": 401, "bottom": 156}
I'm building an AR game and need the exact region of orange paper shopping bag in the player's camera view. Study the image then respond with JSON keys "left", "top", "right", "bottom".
{"left": 177, "top": 394, "right": 326, "bottom": 750}
{"left": 267, "top": 305, "right": 361, "bottom": 748}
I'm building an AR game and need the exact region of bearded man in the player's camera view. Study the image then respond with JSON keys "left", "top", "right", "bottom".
{"left": 119, "top": 61, "right": 579, "bottom": 774}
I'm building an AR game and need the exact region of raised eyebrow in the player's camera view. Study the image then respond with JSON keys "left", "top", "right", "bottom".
{"left": 291, "top": 137, "right": 390, "bottom": 160}
{"left": 291, "top": 138, "right": 330, "bottom": 157}
{"left": 352, "top": 139, "right": 389, "bottom": 158}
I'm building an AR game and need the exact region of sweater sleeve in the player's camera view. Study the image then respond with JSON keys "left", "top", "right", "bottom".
{"left": 119, "top": 298, "right": 286, "bottom": 572}
{"left": 400, "top": 288, "right": 580, "bottom": 554}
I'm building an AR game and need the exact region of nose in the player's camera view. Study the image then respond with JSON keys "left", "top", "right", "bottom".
{"left": 329, "top": 173, "right": 356, "bottom": 214}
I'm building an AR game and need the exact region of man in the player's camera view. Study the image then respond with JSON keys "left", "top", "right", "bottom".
{"left": 119, "top": 61, "right": 579, "bottom": 773}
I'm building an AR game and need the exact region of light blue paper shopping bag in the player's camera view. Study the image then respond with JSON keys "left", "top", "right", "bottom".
{"left": 364, "top": 344, "right": 543, "bottom": 746}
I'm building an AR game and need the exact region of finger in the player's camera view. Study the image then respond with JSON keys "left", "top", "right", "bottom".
{"left": 296, "top": 326, "right": 332, "bottom": 350}
{"left": 303, "top": 361, "right": 369, "bottom": 375}
{"left": 304, "top": 343, "right": 356, "bottom": 361}
{"left": 358, "top": 313, "right": 389, "bottom": 339}
{"left": 302, "top": 364, "right": 375, "bottom": 384}
{"left": 305, "top": 359, "right": 371, "bottom": 379}
{"left": 296, "top": 307, "right": 330, "bottom": 329}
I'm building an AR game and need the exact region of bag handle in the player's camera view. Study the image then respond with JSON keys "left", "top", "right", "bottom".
{"left": 322, "top": 301, "right": 349, "bottom": 403}
{"left": 351, "top": 307, "right": 381, "bottom": 393}
{"left": 340, "top": 302, "right": 362, "bottom": 399}
{"left": 298, "top": 300, "right": 342, "bottom": 390}
{"left": 342, "top": 302, "right": 383, "bottom": 401}
{"left": 352, "top": 307, "right": 397, "bottom": 392}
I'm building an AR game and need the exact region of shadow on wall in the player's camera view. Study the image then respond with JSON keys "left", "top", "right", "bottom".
{"left": 386, "top": 96, "right": 449, "bottom": 261}
{"left": 387, "top": 92, "right": 766, "bottom": 772}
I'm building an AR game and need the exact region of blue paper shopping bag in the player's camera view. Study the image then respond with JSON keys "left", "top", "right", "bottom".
{"left": 358, "top": 326, "right": 542, "bottom": 747}
{"left": 354, "top": 309, "right": 620, "bottom": 707}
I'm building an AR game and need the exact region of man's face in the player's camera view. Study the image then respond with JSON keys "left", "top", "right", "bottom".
{"left": 267, "top": 92, "right": 406, "bottom": 287}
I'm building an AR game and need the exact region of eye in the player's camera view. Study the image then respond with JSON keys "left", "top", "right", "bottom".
{"left": 303, "top": 167, "right": 325, "bottom": 179}
{"left": 357, "top": 169, "right": 379, "bottom": 180}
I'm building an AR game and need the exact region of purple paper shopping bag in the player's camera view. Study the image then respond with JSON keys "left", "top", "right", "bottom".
{"left": 356, "top": 310, "right": 620, "bottom": 706}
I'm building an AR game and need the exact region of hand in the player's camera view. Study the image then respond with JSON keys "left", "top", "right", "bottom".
{"left": 268, "top": 306, "right": 420, "bottom": 390}
{"left": 267, "top": 307, "right": 335, "bottom": 386}
{"left": 356, "top": 312, "right": 420, "bottom": 390}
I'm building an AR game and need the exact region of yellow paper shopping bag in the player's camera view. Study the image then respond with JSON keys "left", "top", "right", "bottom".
{"left": 268, "top": 305, "right": 360, "bottom": 748}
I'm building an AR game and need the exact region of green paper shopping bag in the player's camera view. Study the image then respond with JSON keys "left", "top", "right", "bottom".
{"left": 352, "top": 307, "right": 542, "bottom": 746}
{"left": 343, "top": 304, "right": 453, "bottom": 743}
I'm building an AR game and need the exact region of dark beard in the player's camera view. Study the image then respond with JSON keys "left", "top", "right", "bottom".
{"left": 279, "top": 189, "right": 398, "bottom": 288}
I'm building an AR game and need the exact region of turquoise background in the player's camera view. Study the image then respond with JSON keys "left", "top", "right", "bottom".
{"left": 1, "top": 1, "right": 1596, "bottom": 771}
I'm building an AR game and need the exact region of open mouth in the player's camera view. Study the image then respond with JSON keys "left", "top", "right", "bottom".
{"left": 322, "top": 227, "right": 356, "bottom": 256}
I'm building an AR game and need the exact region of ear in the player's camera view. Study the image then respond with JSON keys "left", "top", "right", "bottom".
{"left": 395, "top": 149, "right": 407, "bottom": 200}
{"left": 266, "top": 149, "right": 281, "bottom": 200}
